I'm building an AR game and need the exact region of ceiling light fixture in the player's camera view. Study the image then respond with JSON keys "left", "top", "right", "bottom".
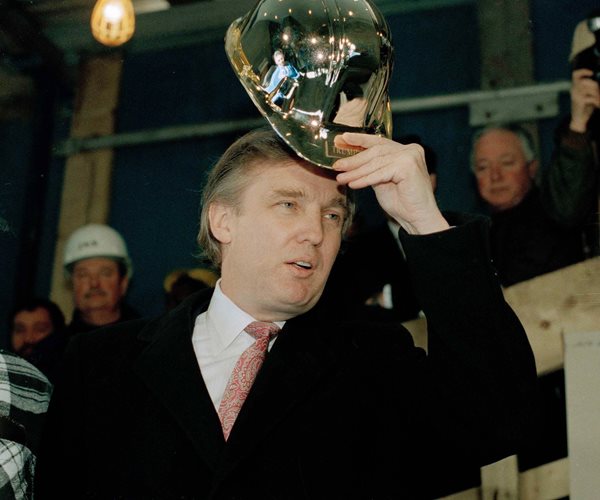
{"left": 91, "top": 0, "right": 136, "bottom": 47}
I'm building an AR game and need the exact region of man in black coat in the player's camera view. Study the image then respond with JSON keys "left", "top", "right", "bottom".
{"left": 36, "top": 128, "right": 536, "bottom": 499}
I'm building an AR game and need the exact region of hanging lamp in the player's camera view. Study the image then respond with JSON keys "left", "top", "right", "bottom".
{"left": 91, "top": 0, "right": 136, "bottom": 47}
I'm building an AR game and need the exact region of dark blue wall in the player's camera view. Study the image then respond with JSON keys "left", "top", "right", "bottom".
{"left": 0, "top": 119, "right": 35, "bottom": 347}
{"left": 1, "top": 0, "right": 598, "bottom": 338}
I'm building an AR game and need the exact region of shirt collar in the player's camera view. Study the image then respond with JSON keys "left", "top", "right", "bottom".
{"left": 206, "top": 280, "right": 285, "bottom": 352}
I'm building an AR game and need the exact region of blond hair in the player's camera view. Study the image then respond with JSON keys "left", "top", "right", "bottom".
{"left": 197, "top": 128, "right": 355, "bottom": 269}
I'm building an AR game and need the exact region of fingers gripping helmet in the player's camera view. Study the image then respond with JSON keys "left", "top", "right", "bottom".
{"left": 63, "top": 223, "right": 133, "bottom": 278}
{"left": 225, "top": 0, "right": 394, "bottom": 168}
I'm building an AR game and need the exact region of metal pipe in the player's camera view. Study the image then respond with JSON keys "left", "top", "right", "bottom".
{"left": 53, "top": 80, "right": 571, "bottom": 156}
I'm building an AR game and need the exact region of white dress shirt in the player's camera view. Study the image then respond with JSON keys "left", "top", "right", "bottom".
{"left": 192, "top": 280, "right": 284, "bottom": 411}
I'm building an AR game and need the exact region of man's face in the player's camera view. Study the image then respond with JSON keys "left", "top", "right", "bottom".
{"left": 71, "top": 257, "right": 129, "bottom": 315}
{"left": 211, "top": 160, "right": 347, "bottom": 321}
{"left": 274, "top": 52, "right": 285, "bottom": 66}
{"left": 11, "top": 307, "right": 53, "bottom": 358}
{"left": 473, "top": 129, "right": 537, "bottom": 212}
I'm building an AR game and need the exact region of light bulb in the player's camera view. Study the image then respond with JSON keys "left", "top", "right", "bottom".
{"left": 91, "top": 0, "right": 135, "bottom": 47}
{"left": 103, "top": 4, "right": 125, "bottom": 23}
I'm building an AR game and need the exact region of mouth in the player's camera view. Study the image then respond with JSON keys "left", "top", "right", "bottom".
{"left": 293, "top": 260, "right": 312, "bottom": 270}
{"left": 288, "top": 260, "right": 314, "bottom": 272}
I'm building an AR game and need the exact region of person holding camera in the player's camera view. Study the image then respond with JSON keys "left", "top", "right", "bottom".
{"left": 544, "top": 13, "right": 600, "bottom": 258}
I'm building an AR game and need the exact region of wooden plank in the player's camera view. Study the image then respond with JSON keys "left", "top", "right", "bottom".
{"left": 49, "top": 54, "right": 123, "bottom": 319}
{"left": 440, "top": 486, "right": 479, "bottom": 500}
{"left": 476, "top": 0, "right": 533, "bottom": 89}
{"left": 402, "top": 259, "right": 599, "bottom": 499}
{"left": 440, "top": 458, "right": 570, "bottom": 499}
{"left": 403, "top": 257, "right": 600, "bottom": 375}
{"left": 519, "top": 458, "right": 569, "bottom": 499}
{"left": 563, "top": 331, "right": 600, "bottom": 499}
{"left": 503, "top": 257, "right": 600, "bottom": 375}
{"left": 402, "top": 316, "right": 427, "bottom": 351}
{"left": 481, "top": 455, "right": 519, "bottom": 499}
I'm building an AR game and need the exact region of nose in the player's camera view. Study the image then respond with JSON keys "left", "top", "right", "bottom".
{"left": 297, "top": 211, "right": 324, "bottom": 246}
{"left": 89, "top": 272, "right": 101, "bottom": 287}
{"left": 489, "top": 163, "right": 503, "bottom": 182}
{"left": 23, "top": 328, "right": 36, "bottom": 346}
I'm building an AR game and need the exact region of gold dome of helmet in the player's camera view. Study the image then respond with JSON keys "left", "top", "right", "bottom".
{"left": 225, "top": 0, "right": 394, "bottom": 168}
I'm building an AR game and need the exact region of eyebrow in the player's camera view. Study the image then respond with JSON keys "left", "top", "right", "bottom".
{"left": 270, "top": 188, "right": 348, "bottom": 213}
{"left": 269, "top": 188, "right": 306, "bottom": 200}
{"left": 328, "top": 196, "right": 349, "bottom": 215}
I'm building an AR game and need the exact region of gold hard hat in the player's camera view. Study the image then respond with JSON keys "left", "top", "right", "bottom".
{"left": 225, "top": 0, "right": 394, "bottom": 168}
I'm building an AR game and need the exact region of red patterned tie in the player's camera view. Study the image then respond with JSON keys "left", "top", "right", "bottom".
{"left": 218, "top": 321, "right": 280, "bottom": 440}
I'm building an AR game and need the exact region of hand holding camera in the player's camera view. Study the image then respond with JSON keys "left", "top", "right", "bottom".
{"left": 570, "top": 68, "right": 600, "bottom": 133}
{"left": 570, "top": 10, "right": 600, "bottom": 133}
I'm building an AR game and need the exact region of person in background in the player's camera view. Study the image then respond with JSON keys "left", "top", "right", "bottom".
{"left": 0, "top": 350, "right": 52, "bottom": 498}
{"left": 9, "top": 297, "right": 67, "bottom": 382}
{"left": 471, "top": 123, "right": 590, "bottom": 287}
{"left": 164, "top": 267, "right": 218, "bottom": 311}
{"left": 322, "top": 134, "right": 439, "bottom": 323}
{"left": 548, "top": 12, "right": 599, "bottom": 257}
{"left": 63, "top": 223, "right": 139, "bottom": 336}
{"left": 36, "top": 128, "right": 536, "bottom": 498}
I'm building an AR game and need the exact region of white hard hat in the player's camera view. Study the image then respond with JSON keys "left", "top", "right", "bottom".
{"left": 63, "top": 223, "right": 132, "bottom": 277}
{"left": 569, "top": 19, "right": 595, "bottom": 62}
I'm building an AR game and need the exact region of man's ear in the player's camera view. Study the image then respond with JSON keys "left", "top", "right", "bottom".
{"left": 119, "top": 275, "right": 130, "bottom": 296}
{"left": 208, "top": 202, "right": 233, "bottom": 244}
{"left": 527, "top": 159, "right": 539, "bottom": 179}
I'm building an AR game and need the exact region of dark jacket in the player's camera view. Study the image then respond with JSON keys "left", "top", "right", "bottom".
{"left": 36, "top": 216, "right": 537, "bottom": 499}
{"left": 543, "top": 115, "right": 599, "bottom": 259}
{"left": 322, "top": 220, "right": 422, "bottom": 323}
{"left": 490, "top": 186, "right": 586, "bottom": 287}
{"left": 487, "top": 117, "right": 598, "bottom": 287}
{"left": 65, "top": 302, "right": 140, "bottom": 337}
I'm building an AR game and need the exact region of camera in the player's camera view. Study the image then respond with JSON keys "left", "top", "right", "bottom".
{"left": 572, "top": 47, "right": 600, "bottom": 82}
{"left": 572, "top": 10, "right": 600, "bottom": 82}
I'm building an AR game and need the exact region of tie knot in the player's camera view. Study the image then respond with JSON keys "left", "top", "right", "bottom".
{"left": 244, "top": 321, "right": 280, "bottom": 341}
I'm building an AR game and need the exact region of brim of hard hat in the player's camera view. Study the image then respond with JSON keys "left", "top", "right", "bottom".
{"left": 163, "top": 268, "right": 219, "bottom": 292}
{"left": 225, "top": 20, "right": 393, "bottom": 169}
{"left": 570, "top": 20, "right": 595, "bottom": 62}
{"left": 65, "top": 255, "right": 133, "bottom": 279}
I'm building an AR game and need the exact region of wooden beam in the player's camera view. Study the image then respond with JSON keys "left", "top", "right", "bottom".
{"left": 480, "top": 455, "right": 519, "bottom": 499}
{"left": 563, "top": 330, "right": 600, "bottom": 498}
{"left": 476, "top": 0, "right": 534, "bottom": 90}
{"left": 503, "top": 257, "right": 600, "bottom": 375}
{"left": 49, "top": 54, "right": 123, "bottom": 320}
{"left": 520, "top": 458, "right": 569, "bottom": 499}
{"left": 440, "top": 458, "right": 570, "bottom": 499}
{"left": 404, "top": 257, "right": 600, "bottom": 374}
{"left": 403, "top": 260, "right": 600, "bottom": 499}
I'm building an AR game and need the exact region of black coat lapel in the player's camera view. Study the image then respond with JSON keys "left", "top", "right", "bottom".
{"left": 132, "top": 290, "right": 226, "bottom": 471}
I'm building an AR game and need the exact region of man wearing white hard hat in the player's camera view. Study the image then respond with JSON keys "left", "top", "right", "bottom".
{"left": 63, "top": 223, "right": 139, "bottom": 336}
